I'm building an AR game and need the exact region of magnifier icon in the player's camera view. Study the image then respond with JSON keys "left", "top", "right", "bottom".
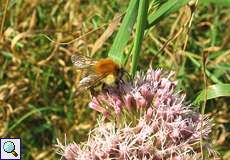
{"left": 3, "top": 141, "right": 18, "bottom": 157}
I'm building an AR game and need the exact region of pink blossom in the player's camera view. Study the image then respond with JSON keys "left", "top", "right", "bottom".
{"left": 57, "top": 69, "right": 218, "bottom": 160}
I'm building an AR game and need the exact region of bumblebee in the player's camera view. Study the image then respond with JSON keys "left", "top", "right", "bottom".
{"left": 71, "top": 54, "right": 127, "bottom": 95}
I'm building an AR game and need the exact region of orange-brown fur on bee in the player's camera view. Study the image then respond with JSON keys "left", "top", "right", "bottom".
{"left": 94, "top": 59, "right": 119, "bottom": 76}
{"left": 71, "top": 54, "right": 126, "bottom": 95}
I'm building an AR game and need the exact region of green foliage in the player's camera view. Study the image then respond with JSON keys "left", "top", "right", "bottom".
{"left": 108, "top": 0, "right": 189, "bottom": 75}
{"left": 131, "top": 0, "right": 149, "bottom": 76}
{"left": 200, "top": 0, "right": 230, "bottom": 6}
{"left": 194, "top": 84, "right": 230, "bottom": 105}
{"left": 147, "top": 0, "right": 189, "bottom": 28}
{"left": 1, "top": 0, "right": 230, "bottom": 159}
{"left": 108, "top": 0, "right": 139, "bottom": 65}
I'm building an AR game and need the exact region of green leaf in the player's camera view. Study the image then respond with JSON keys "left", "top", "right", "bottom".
{"left": 147, "top": 0, "right": 189, "bottom": 28}
{"left": 1, "top": 51, "right": 13, "bottom": 60}
{"left": 131, "top": 0, "right": 149, "bottom": 76}
{"left": 200, "top": 0, "right": 230, "bottom": 6}
{"left": 193, "top": 84, "right": 230, "bottom": 105}
{"left": 108, "top": 0, "right": 139, "bottom": 65}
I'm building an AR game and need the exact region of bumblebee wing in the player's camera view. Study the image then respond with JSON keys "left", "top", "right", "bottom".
{"left": 76, "top": 74, "right": 106, "bottom": 94}
{"left": 78, "top": 75, "right": 99, "bottom": 88}
{"left": 71, "top": 54, "right": 97, "bottom": 69}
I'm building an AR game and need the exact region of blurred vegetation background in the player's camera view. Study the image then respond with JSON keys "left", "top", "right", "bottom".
{"left": 0, "top": 0, "right": 230, "bottom": 159}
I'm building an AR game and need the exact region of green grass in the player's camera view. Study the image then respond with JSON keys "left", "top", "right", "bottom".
{"left": 0, "top": 0, "right": 230, "bottom": 159}
{"left": 130, "top": 0, "right": 148, "bottom": 76}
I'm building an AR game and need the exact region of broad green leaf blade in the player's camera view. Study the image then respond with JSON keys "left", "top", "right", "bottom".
{"left": 131, "top": 0, "right": 149, "bottom": 76}
{"left": 147, "top": 0, "right": 189, "bottom": 28}
{"left": 108, "top": 0, "right": 139, "bottom": 65}
{"left": 193, "top": 84, "right": 230, "bottom": 105}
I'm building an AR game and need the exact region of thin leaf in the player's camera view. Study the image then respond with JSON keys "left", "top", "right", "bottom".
{"left": 200, "top": 0, "right": 230, "bottom": 6}
{"left": 131, "top": 0, "right": 149, "bottom": 76}
{"left": 6, "top": 107, "right": 51, "bottom": 135}
{"left": 147, "top": 0, "right": 189, "bottom": 28}
{"left": 187, "top": 53, "right": 223, "bottom": 84}
{"left": 108, "top": 0, "right": 139, "bottom": 65}
{"left": 193, "top": 84, "right": 230, "bottom": 105}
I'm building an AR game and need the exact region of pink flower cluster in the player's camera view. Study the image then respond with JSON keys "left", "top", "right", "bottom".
{"left": 57, "top": 69, "right": 219, "bottom": 160}
{"left": 89, "top": 69, "right": 176, "bottom": 119}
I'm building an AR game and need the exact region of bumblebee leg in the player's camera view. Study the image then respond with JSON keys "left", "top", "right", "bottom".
{"left": 101, "top": 82, "right": 106, "bottom": 90}
{"left": 89, "top": 87, "right": 97, "bottom": 97}
{"left": 89, "top": 83, "right": 102, "bottom": 97}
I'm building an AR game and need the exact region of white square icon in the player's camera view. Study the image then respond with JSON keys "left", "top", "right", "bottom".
{"left": 0, "top": 138, "right": 21, "bottom": 160}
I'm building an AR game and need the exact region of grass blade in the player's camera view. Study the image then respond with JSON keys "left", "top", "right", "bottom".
{"left": 6, "top": 107, "right": 52, "bottom": 135}
{"left": 131, "top": 0, "right": 149, "bottom": 76}
{"left": 200, "top": 0, "right": 230, "bottom": 6}
{"left": 108, "top": 0, "right": 139, "bottom": 65}
{"left": 147, "top": 0, "right": 189, "bottom": 28}
{"left": 187, "top": 54, "right": 223, "bottom": 84}
{"left": 193, "top": 84, "right": 230, "bottom": 105}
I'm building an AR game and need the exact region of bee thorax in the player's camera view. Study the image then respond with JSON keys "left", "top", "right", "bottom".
{"left": 102, "top": 74, "right": 116, "bottom": 85}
